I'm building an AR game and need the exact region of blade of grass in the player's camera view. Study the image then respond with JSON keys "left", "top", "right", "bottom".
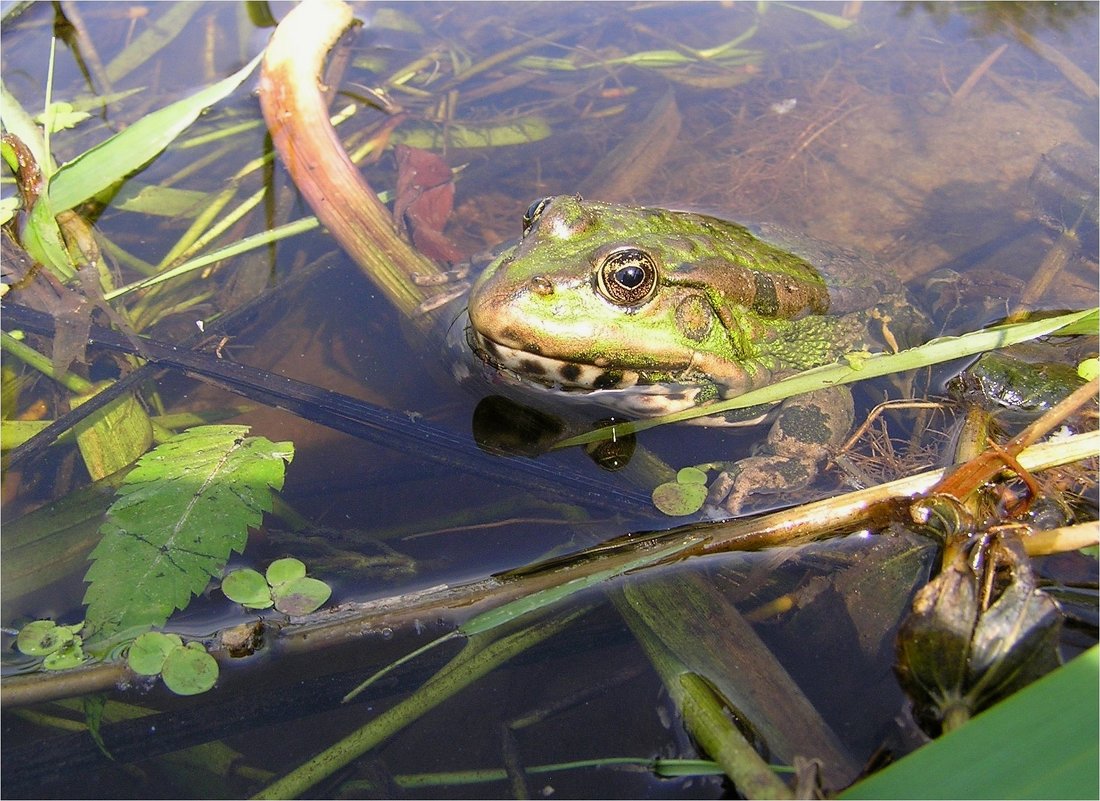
{"left": 557, "top": 308, "right": 1098, "bottom": 446}
{"left": 841, "top": 646, "right": 1099, "bottom": 799}
{"left": 47, "top": 51, "right": 263, "bottom": 214}
{"left": 102, "top": 2, "right": 203, "bottom": 85}
{"left": 103, "top": 217, "right": 320, "bottom": 301}
{"left": 616, "top": 572, "right": 855, "bottom": 792}
{"left": 343, "top": 537, "right": 695, "bottom": 701}
{"left": 254, "top": 606, "right": 590, "bottom": 799}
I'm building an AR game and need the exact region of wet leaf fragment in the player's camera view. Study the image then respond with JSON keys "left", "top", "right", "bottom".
{"left": 652, "top": 467, "right": 709, "bottom": 516}
{"left": 393, "top": 145, "right": 464, "bottom": 263}
{"left": 895, "top": 533, "right": 1062, "bottom": 734}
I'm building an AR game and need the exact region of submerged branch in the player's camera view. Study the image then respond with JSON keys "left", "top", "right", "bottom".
{"left": 6, "top": 430, "right": 1092, "bottom": 709}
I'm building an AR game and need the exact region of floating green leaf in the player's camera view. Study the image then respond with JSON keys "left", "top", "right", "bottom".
{"left": 266, "top": 557, "right": 306, "bottom": 587}
{"left": 43, "top": 638, "right": 86, "bottom": 670}
{"left": 16, "top": 620, "right": 72, "bottom": 656}
{"left": 127, "top": 631, "right": 183, "bottom": 676}
{"left": 652, "top": 467, "right": 710, "bottom": 516}
{"left": 225, "top": 557, "right": 330, "bottom": 615}
{"left": 273, "top": 576, "right": 332, "bottom": 616}
{"left": 160, "top": 642, "right": 219, "bottom": 695}
{"left": 222, "top": 568, "right": 275, "bottom": 609}
{"left": 82, "top": 425, "right": 293, "bottom": 647}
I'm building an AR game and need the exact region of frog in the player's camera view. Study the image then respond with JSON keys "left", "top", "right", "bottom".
{"left": 464, "top": 195, "right": 922, "bottom": 514}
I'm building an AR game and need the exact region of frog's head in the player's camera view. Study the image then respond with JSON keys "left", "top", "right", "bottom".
{"left": 467, "top": 196, "right": 830, "bottom": 410}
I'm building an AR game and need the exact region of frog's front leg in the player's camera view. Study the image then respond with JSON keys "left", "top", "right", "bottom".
{"left": 705, "top": 385, "right": 854, "bottom": 515}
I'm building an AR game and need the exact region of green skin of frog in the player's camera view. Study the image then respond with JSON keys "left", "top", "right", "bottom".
{"left": 466, "top": 195, "right": 916, "bottom": 514}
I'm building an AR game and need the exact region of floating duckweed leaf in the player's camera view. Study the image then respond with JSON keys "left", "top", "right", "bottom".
{"left": 273, "top": 577, "right": 332, "bottom": 616}
{"left": 1079, "top": 357, "right": 1099, "bottom": 381}
{"left": 652, "top": 479, "right": 709, "bottom": 517}
{"left": 223, "top": 568, "right": 274, "bottom": 609}
{"left": 43, "top": 637, "right": 86, "bottom": 670}
{"left": 16, "top": 620, "right": 72, "bottom": 656}
{"left": 160, "top": 642, "right": 218, "bottom": 695}
{"left": 128, "top": 631, "right": 183, "bottom": 676}
{"left": 266, "top": 557, "right": 306, "bottom": 588}
{"left": 83, "top": 425, "right": 293, "bottom": 646}
{"left": 677, "top": 467, "right": 708, "bottom": 485}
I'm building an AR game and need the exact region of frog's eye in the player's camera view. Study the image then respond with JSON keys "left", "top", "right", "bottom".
{"left": 522, "top": 197, "right": 552, "bottom": 237}
{"left": 596, "top": 248, "right": 658, "bottom": 306}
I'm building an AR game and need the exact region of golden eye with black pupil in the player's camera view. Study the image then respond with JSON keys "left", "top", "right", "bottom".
{"left": 596, "top": 248, "right": 658, "bottom": 306}
{"left": 522, "top": 197, "right": 552, "bottom": 237}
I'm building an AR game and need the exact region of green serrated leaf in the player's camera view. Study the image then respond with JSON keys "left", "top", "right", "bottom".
{"left": 82, "top": 425, "right": 293, "bottom": 645}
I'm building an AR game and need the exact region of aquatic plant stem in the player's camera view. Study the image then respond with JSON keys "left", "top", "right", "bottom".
{"left": 257, "top": 0, "right": 446, "bottom": 324}
{"left": 252, "top": 606, "right": 589, "bottom": 799}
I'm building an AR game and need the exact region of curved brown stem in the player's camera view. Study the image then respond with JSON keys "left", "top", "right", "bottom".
{"left": 257, "top": 0, "right": 447, "bottom": 324}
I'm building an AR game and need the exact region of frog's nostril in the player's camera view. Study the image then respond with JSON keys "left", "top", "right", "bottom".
{"left": 529, "top": 276, "right": 554, "bottom": 296}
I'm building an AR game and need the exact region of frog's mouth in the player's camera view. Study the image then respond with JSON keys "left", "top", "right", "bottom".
{"left": 467, "top": 327, "right": 714, "bottom": 417}
{"left": 468, "top": 328, "right": 642, "bottom": 392}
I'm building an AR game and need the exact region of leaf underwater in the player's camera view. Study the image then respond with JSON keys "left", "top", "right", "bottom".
{"left": 82, "top": 425, "right": 293, "bottom": 646}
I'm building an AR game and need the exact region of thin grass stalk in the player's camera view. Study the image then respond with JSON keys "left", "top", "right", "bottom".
{"left": 252, "top": 606, "right": 591, "bottom": 799}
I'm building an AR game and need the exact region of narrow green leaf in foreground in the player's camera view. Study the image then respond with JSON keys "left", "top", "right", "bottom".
{"left": 47, "top": 51, "right": 263, "bottom": 215}
{"left": 82, "top": 425, "right": 293, "bottom": 646}
{"left": 842, "top": 646, "right": 1099, "bottom": 800}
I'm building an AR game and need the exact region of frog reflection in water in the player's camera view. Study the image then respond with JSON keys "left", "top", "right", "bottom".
{"left": 465, "top": 195, "right": 921, "bottom": 514}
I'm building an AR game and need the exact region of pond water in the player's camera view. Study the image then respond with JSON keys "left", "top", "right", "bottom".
{"left": 2, "top": 2, "right": 1097, "bottom": 798}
